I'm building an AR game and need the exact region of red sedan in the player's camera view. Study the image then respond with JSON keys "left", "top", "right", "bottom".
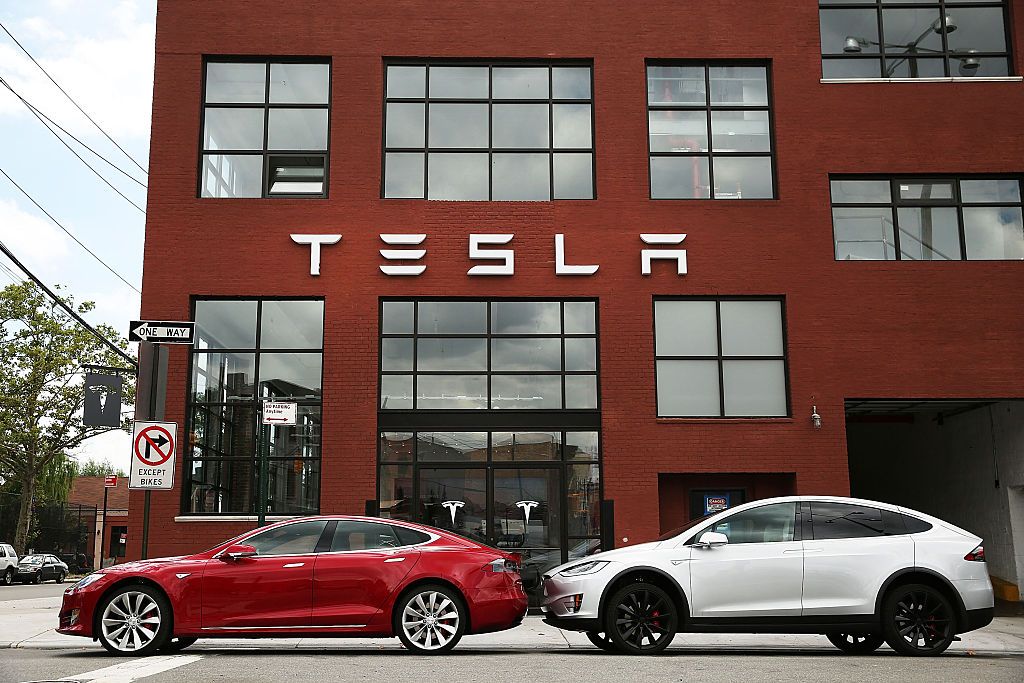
{"left": 58, "top": 516, "right": 527, "bottom": 655}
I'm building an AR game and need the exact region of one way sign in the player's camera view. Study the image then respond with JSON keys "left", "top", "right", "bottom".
{"left": 129, "top": 320, "right": 195, "bottom": 344}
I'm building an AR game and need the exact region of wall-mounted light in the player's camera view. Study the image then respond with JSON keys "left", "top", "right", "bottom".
{"left": 811, "top": 405, "right": 822, "bottom": 430}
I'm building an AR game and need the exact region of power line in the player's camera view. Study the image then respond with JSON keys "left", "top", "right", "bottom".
{"left": 0, "top": 78, "right": 146, "bottom": 214}
{"left": 0, "top": 239, "right": 137, "bottom": 370}
{"left": 0, "top": 21, "right": 148, "bottom": 176}
{"left": 0, "top": 76, "right": 146, "bottom": 189}
{"left": 0, "top": 165, "right": 142, "bottom": 294}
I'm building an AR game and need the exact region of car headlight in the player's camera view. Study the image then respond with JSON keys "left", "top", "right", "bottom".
{"left": 559, "top": 560, "right": 608, "bottom": 577}
{"left": 72, "top": 573, "right": 106, "bottom": 591}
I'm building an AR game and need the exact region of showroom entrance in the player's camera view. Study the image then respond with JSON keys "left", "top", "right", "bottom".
{"left": 376, "top": 299, "right": 602, "bottom": 604}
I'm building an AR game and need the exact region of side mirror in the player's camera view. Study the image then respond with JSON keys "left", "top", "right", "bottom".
{"left": 696, "top": 531, "right": 729, "bottom": 549}
{"left": 221, "top": 543, "right": 258, "bottom": 561}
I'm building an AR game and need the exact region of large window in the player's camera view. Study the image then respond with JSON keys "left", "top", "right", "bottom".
{"left": 654, "top": 298, "right": 789, "bottom": 417}
{"left": 186, "top": 298, "right": 324, "bottom": 515}
{"left": 820, "top": 1, "right": 1012, "bottom": 78}
{"left": 200, "top": 59, "right": 330, "bottom": 198}
{"left": 647, "top": 62, "right": 775, "bottom": 199}
{"left": 382, "top": 62, "right": 595, "bottom": 200}
{"left": 831, "top": 176, "right": 1024, "bottom": 260}
{"left": 379, "top": 300, "right": 598, "bottom": 411}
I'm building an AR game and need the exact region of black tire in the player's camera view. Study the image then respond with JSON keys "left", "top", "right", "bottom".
{"left": 881, "top": 583, "right": 956, "bottom": 657}
{"left": 586, "top": 631, "right": 617, "bottom": 652}
{"left": 826, "top": 632, "right": 884, "bottom": 654}
{"left": 32, "top": 572, "right": 42, "bottom": 585}
{"left": 160, "top": 636, "right": 198, "bottom": 653}
{"left": 55, "top": 571, "right": 66, "bottom": 584}
{"left": 96, "top": 584, "right": 172, "bottom": 656}
{"left": 603, "top": 581, "right": 678, "bottom": 655}
{"left": 394, "top": 584, "right": 467, "bottom": 654}
{"left": 1, "top": 568, "right": 12, "bottom": 586}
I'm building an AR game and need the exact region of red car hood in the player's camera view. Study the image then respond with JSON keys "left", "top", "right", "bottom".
{"left": 103, "top": 556, "right": 188, "bottom": 572}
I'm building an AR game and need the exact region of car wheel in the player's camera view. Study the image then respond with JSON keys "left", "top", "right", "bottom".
{"left": 882, "top": 583, "right": 955, "bottom": 657}
{"left": 586, "top": 631, "right": 617, "bottom": 652}
{"left": 160, "top": 636, "right": 198, "bottom": 653}
{"left": 826, "top": 632, "right": 884, "bottom": 654}
{"left": 603, "top": 581, "right": 678, "bottom": 655}
{"left": 55, "top": 571, "right": 66, "bottom": 584}
{"left": 2, "top": 569, "right": 12, "bottom": 586}
{"left": 394, "top": 585, "right": 466, "bottom": 654}
{"left": 32, "top": 572, "right": 42, "bottom": 585}
{"left": 96, "top": 585, "right": 172, "bottom": 656}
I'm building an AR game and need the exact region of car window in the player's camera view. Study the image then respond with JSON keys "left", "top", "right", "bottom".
{"left": 392, "top": 525, "right": 431, "bottom": 547}
{"left": 900, "top": 513, "right": 933, "bottom": 534}
{"left": 330, "top": 521, "right": 401, "bottom": 552}
{"left": 709, "top": 502, "right": 796, "bottom": 544}
{"left": 21, "top": 556, "right": 42, "bottom": 564}
{"left": 811, "top": 502, "right": 886, "bottom": 540}
{"left": 246, "top": 520, "right": 329, "bottom": 556}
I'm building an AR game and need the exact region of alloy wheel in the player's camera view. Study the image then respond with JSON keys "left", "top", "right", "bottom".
{"left": 401, "top": 590, "right": 460, "bottom": 651}
{"left": 586, "top": 630, "right": 617, "bottom": 652}
{"left": 606, "top": 582, "right": 677, "bottom": 654}
{"left": 826, "top": 631, "right": 884, "bottom": 654}
{"left": 101, "top": 590, "right": 163, "bottom": 653}
{"left": 2, "top": 569, "right": 11, "bottom": 585}
{"left": 892, "top": 591, "right": 953, "bottom": 650}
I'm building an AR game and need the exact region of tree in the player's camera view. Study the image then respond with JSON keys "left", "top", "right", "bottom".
{"left": 0, "top": 282, "right": 135, "bottom": 553}
{"left": 76, "top": 458, "right": 127, "bottom": 478}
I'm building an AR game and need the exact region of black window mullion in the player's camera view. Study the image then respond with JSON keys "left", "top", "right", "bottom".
{"left": 715, "top": 300, "right": 725, "bottom": 417}
{"left": 549, "top": 66, "right": 555, "bottom": 200}
{"left": 704, "top": 66, "right": 715, "bottom": 197}
{"left": 488, "top": 65, "right": 493, "bottom": 201}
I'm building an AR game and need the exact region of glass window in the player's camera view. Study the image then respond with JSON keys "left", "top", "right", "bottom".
{"left": 819, "top": 2, "right": 1013, "bottom": 78}
{"left": 381, "top": 300, "right": 598, "bottom": 411}
{"left": 246, "top": 520, "right": 328, "bottom": 556}
{"left": 811, "top": 502, "right": 886, "bottom": 539}
{"left": 330, "top": 521, "right": 401, "bottom": 551}
{"left": 418, "top": 432, "right": 488, "bottom": 462}
{"left": 648, "top": 62, "right": 774, "bottom": 200}
{"left": 393, "top": 525, "right": 431, "bottom": 546}
{"left": 186, "top": 299, "right": 324, "bottom": 515}
{"left": 710, "top": 503, "right": 796, "bottom": 544}
{"left": 654, "top": 298, "right": 788, "bottom": 417}
{"left": 493, "top": 432, "right": 560, "bottom": 461}
{"left": 201, "top": 59, "right": 329, "bottom": 198}
{"left": 830, "top": 175, "right": 1024, "bottom": 261}
{"left": 384, "top": 62, "right": 595, "bottom": 200}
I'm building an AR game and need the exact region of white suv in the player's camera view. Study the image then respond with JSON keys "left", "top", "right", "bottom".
{"left": 542, "top": 496, "right": 993, "bottom": 656}
{"left": 1, "top": 543, "right": 17, "bottom": 586}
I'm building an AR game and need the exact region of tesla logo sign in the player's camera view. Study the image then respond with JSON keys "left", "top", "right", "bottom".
{"left": 290, "top": 233, "right": 687, "bottom": 277}
{"left": 516, "top": 500, "right": 539, "bottom": 525}
{"left": 441, "top": 500, "right": 464, "bottom": 525}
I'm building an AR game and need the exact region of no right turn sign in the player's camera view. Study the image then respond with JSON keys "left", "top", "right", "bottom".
{"left": 130, "top": 421, "right": 177, "bottom": 489}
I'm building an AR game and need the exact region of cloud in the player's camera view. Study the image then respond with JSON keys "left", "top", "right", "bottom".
{"left": 0, "top": 198, "right": 72, "bottom": 275}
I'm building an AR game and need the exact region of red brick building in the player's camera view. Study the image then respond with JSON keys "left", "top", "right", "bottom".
{"left": 130, "top": 0, "right": 1024, "bottom": 602}
{"left": 68, "top": 476, "right": 128, "bottom": 568}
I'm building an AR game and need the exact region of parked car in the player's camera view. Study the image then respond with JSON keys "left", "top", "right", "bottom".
{"left": 1, "top": 543, "right": 18, "bottom": 586}
{"left": 16, "top": 554, "right": 69, "bottom": 584}
{"left": 542, "top": 496, "right": 993, "bottom": 657}
{"left": 58, "top": 516, "right": 527, "bottom": 656}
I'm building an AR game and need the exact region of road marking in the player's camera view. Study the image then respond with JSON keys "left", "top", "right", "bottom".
{"left": 55, "top": 654, "right": 201, "bottom": 683}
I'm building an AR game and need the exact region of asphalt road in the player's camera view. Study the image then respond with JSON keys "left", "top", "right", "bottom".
{"left": 0, "top": 581, "right": 69, "bottom": 601}
{"left": 3, "top": 647, "right": 1023, "bottom": 683}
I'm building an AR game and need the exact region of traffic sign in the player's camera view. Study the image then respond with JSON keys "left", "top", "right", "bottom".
{"left": 262, "top": 402, "right": 298, "bottom": 426}
{"left": 130, "top": 421, "right": 177, "bottom": 490}
{"left": 104, "top": 475, "right": 118, "bottom": 488}
{"left": 129, "top": 320, "right": 195, "bottom": 344}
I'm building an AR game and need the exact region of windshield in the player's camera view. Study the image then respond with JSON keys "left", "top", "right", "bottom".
{"left": 20, "top": 555, "right": 43, "bottom": 564}
{"left": 657, "top": 514, "right": 715, "bottom": 541}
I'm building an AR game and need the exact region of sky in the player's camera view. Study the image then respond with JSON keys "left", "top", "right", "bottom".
{"left": 0, "top": 0, "right": 157, "bottom": 472}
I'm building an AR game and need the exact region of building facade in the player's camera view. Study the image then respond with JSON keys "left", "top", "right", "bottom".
{"left": 130, "top": 0, "right": 1024, "bottom": 603}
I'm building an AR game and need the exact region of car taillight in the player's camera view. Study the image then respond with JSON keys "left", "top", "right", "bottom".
{"left": 486, "top": 557, "right": 520, "bottom": 573}
{"left": 964, "top": 544, "right": 985, "bottom": 562}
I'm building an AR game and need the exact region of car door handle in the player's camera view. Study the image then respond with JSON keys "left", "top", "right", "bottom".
{"left": 384, "top": 557, "right": 406, "bottom": 563}
{"left": 782, "top": 549, "right": 803, "bottom": 554}
{"left": 283, "top": 562, "right": 305, "bottom": 568}
{"left": 802, "top": 548, "right": 824, "bottom": 554}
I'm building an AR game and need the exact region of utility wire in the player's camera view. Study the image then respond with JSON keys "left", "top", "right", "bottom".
{"left": 0, "top": 79, "right": 146, "bottom": 214}
{"left": 0, "top": 21, "right": 148, "bottom": 176}
{"left": 0, "top": 239, "right": 137, "bottom": 369}
{"left": 0, "top": 76, "right": 146, "bottom": 189}
{"left": 0, "top": 166, "right": 142, "bottom": 294}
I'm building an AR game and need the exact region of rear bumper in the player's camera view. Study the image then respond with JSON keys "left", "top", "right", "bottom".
{"left": 466, "top": 579, "right": 528, "bottom": 634}
{"left": 961, "top": 607, "right": 994, "bottom": 634}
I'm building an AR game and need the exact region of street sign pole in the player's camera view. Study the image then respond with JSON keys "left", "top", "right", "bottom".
{"left": 100, "top": 486, "right": 108, "bottom": 568}
{"left": 257, "top": 403, "right": 268, "bottom": 527}
{"left": 139, "top": 342, "right": 165, "bottom": 560}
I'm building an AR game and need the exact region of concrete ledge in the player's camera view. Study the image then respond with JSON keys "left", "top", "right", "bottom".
{"left": 992, "top": 576, "right": 1021, "bottom": 602}
{"left": 821, "top": 77, "right": 1023, "bottom": 84}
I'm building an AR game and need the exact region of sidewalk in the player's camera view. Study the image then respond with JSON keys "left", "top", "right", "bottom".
{"left": 4, "top": 594, "right": 1024, "bottom": 654}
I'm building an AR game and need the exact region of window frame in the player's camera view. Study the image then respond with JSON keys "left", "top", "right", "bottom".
{"left": 808, "top": 501, "right": 890, "bottom": 540}
{"left": 182, "top": 296, "right": 326, "bottom": 516}
{"left": 198, "top": 56, "right": 332, "bottom": 199}
{"left": 830, "top": 174, "right": 1024, "bottom": 261}
{"left": 645, "top": 59, "right": 778, "bottom": 201}
{"left": 381, "top": 59, "right": 597, "bottom": 201}
{"left": 684, "top": 501, "right": 802, "bottom": 545}
{"left": 653, "top": 295, "right": 791, "bottom": 419}
{"left": 818, "top": 0, "right": 1014, "bottom": 79}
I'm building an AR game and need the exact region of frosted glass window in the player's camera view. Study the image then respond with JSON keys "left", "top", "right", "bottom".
{"left": 654, "top": 300, "right": 717, "bottom": 356}
{"left": 723, "top": 361, "right": 787, "bottom": 417}
{"left": 656, "top": 360, "right": 720, "bottom": 417}
{"left": 720, "top": 301, "right": 784, "bottom": 356}
{"left": 270, "top": 63, "right": 329, "bottom": 104}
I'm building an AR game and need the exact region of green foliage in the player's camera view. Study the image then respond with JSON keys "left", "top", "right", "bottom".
{"left": 0, "top": 281, "right": 135, "bottom": 551}
{"left": 75, "top": 458, "right": 126, "bottom": 478}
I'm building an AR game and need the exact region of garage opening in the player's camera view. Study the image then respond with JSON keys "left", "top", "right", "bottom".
{"left": 658, "top": 472, "right": 796, "bottom": 534}
{"left": 846, "top": 399, "right": 1024, "bottom": 605}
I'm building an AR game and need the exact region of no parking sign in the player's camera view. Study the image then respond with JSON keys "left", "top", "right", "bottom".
{"left": 129, "top": 421, "right": 177, "bottom": 490}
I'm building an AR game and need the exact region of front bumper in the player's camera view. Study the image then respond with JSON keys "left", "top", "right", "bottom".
{"left": 540, "top": 565, "right": 615, "bottom": 622}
